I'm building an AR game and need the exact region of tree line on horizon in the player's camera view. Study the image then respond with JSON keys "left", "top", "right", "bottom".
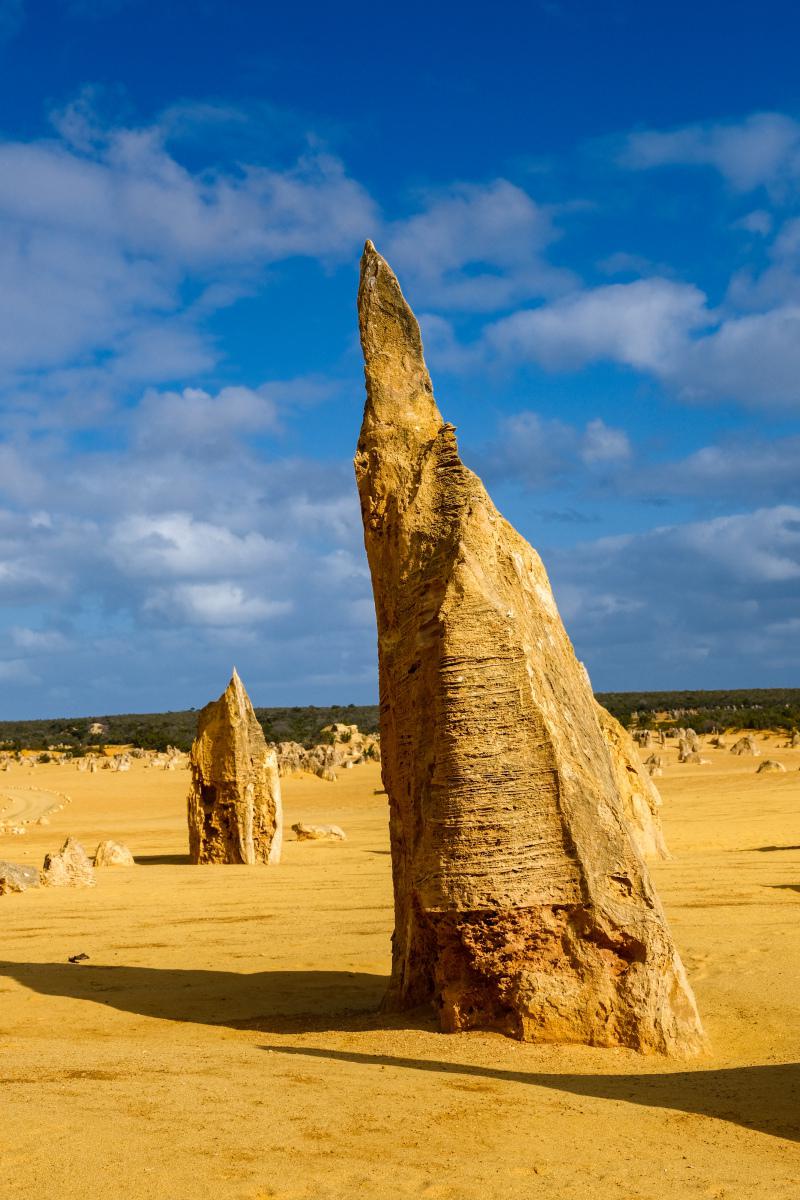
{"left": 0, "top": 689, "right": 797, "bottom": 754}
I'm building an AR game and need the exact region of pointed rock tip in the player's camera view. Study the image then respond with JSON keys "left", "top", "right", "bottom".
{"left": 226, "top": 667, "right": 247, "bottom": 700}
{"left": 356, "top": 240, "right": 441, "bottom": 436}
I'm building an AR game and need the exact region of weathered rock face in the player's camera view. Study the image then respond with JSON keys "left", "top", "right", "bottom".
{"left": 94, "top": 840, "right": 135, "bottom": 867}
{"left": 188, "top": 670, "right": 282, "bottom": 865}
{"left": 594, "top": 703, "right": 670, "bottom": 861}
{"left": 730, "top": 736, "right": 759, "bottom": 756}
{"left": 0, "top": 860, "right": 40, "bottom": 895}
{"left": 756, "top": 759, "right": 786, "bottom": 774}
{"left": 354, "top": 241, "right": 705, "bottom": 1054}
{"left": 42, "top": 837, "right": 96, "bottom": 888}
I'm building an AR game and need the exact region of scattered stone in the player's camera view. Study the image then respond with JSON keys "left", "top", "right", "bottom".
{"left": 68, "top": 952, "right": 90, "bottom": 964}
{"left": 757, "top": 760, "right": 786, "bottom": 774}
{"left": 42, "top": 837, "right": 96, "bottom": 888}
{"left": 291, "top": 823, "right": 347, "bottom": 841}
{"left": 94, "top": 840, "right": 135, "bottom": 867}
{"left": 188, "top": 670, "right": 283, "bottom": 865}
{"left": 353, "top": 241, "right": 705, "bottom": 1054}
{"left": 0, "top": 860, "right": 40, "bottom": 895}
{"left": 730, "top": 736, "right": 759, "bottom": 756}
{"left": 272, "top": 728, "right": 380, "bottom": 779}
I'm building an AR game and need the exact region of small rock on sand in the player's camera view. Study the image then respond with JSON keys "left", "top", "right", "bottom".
{"left": 757, "top": 760, "right": 786, "bottom": 774}
{"left": 291, "top": 823, "right": 347, "bottom": 842}
{"left": 94, "top": 840, "right": 135, "bottom": 867}
{"left": 0, "top": 860, "right": 41, "bottom": 895}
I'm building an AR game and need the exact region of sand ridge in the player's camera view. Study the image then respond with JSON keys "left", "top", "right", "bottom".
{"left": 0, "top": 736, "right": 798, "bottom": 1198}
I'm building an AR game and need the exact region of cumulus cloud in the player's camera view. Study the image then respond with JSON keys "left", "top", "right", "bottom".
{"left": 480, "top": 410, "right": 631, "bottom": 491}
{"left": 621, "top": 112, "right": 800, "bottom": 193}
{"left": 109, "top": 513, "right": 289, "bottom": 578}
{"left": 383, "top": 180, "right": 574, "bottom": 311}
{"left": 0, "top": 100, "right": 376, "bottom": 408}
{"left": 144, "top": 582, "right": 292, "bottom": 627}
{"left": 548, "top": 505, "right": 800, "bottom": 687}
{"left": 135, "top": 385, "right": 280, "bottom": 455}
{"left": 0, "top": 361, "right": 380, "bottom": 714}
{"left": 479, "top": 272, "right": 800, "bottom": 412}
{"left": 485, "top": 278, "right": 709, "bottom": 373}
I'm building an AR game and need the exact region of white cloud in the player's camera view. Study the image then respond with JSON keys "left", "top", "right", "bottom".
{"left": 580, "top": 418, "right": 631, "bottom": 464}
{"left": 109, "top": 513, "right": 289, "bottom": 579}
{"left": 10, "top": 627, "right": 70, "bottom": 653}
{"left": 485, "top": 278, "right": 709, "bottom": 372}
{"left": 479, "top": 272, "right": 800, "bottom": 412}
{"left": 135, "top": 384, "right": 280, "bottom": 454}
{"left": 621, "top": 112, "right": 800, "bottom": 193}
{"left": 0, "top": 103, "right": 376, "bottom": 398}
{"left": 383, "top": 180, "right": 574, "bottom": 311}
{"left": 548, "top": 505, "right": 800, "bottom": 687}
{"left": 732, "top": 210, "right": 773, "bottom": 236}
{"left": 144, "top": 582, "right": 291, "bottom": 627}
{"left": 674, "top": 305, "right": 800, "bottom": 409}
{"left": 627, "top": 434, "right": 800, "bottom": 506}
{"left": 480, "top": 410, "right": 631, "bottom": 491}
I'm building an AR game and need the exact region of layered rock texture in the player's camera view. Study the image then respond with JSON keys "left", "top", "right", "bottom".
{"left": 42, "top": 838, "right": 95, "bottom": 888}
{"left": 188, "top": 671, "right": 282, "bottom": 865}
{"left": 354, "top": 241, "right": 705, "bottom": 1054}
{"left": 594, "top": 703, "right": 670, "bottom": 861}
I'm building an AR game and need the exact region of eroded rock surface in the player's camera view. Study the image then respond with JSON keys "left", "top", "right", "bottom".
{"left": 354, "top": 241, "right": 705, "bottom": 1055}
{"left": 42, "top": 838, "right": 95, "bottom": 888}
{"left": 0, "top": 860, "right": 40, "bottom": 895}
{"left": 595, "top": 703, "right": 670, "bottom": 861}
{"left": 188, "top": 670, "right": 282, "bottom": 865}
{"left": 94, "top": 840, "right": 135, "bottom": 867}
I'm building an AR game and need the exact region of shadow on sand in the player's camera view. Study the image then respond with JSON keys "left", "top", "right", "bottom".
{"left": 133, "top": 854, "right": 193, "bottom": 866}
{"left": 0, "top": 959, "right": 395, "bottom": 1034}
{"left": 1, "top": 959, "right": 797, "bottom": 1142}
{"left": 259, "top": 1044, "right": 800, "bottom": 1143}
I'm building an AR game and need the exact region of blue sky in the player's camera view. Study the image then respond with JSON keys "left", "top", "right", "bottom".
{"left": 1, "top": 0, "right": 799, "bottom": 717}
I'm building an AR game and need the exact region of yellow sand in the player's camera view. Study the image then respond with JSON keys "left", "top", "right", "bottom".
{"left": 1, "top": 735, "right": 798, "bottom": 1199}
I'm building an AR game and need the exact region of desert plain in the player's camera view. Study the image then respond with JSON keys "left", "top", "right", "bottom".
{"left": 1, "top": 734, "right": 798, "bottom": 1200}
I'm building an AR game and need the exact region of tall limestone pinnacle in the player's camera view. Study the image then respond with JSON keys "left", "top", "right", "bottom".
{"left": 354, "top": 241, "right": 706, "bottom": 1054}
{"left": 187, "top": 669, "right": 283, "bottom": 865}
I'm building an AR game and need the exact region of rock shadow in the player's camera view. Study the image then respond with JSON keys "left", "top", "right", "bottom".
{"left": 259, "top": 1045, "right": 800, "bottom": 1143}
{"left": 134, "top": 853, "right": 193, "bottom": 865}
{"left": 0, "top": 960, "right": 400, "bottom": 1034}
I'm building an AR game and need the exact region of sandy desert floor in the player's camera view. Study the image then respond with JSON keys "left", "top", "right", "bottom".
{"left": 1, "top": 734, "right": 798, "bottom": 1199}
